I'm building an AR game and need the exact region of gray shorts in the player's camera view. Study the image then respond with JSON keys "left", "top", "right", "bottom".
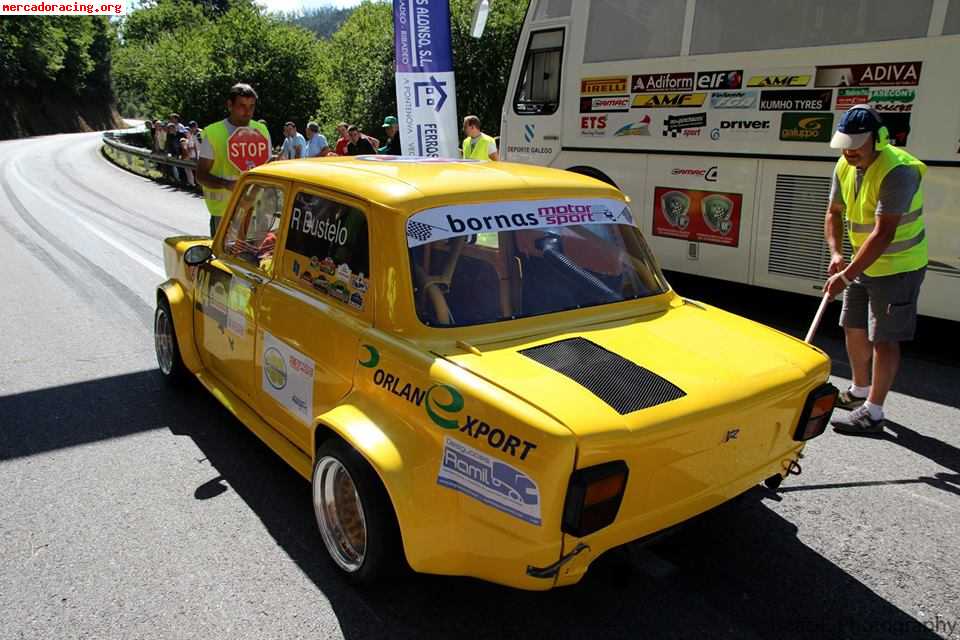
{"left": 840, "top": 267, "right": 926, "bottom": 342}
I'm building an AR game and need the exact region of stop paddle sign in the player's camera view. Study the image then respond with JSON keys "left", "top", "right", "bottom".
{"left": 227, "top": 127, "right": 270, "bottom": 171}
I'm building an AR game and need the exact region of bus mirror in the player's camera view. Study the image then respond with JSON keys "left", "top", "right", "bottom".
{"left": 470, "top": 0, "right": 490, "bottom": 38}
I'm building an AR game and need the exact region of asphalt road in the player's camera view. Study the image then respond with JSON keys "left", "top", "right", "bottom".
{"left": 1, "top": 131, "right": 957, "bottom": 640}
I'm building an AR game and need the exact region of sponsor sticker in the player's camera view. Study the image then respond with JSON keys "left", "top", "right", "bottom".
{"left": 695, "top": 69, "right": 743, "bottom": 90}
{"left": 437, "top": 436, "right": 541, "bottom": 526}
{"left": 653, "top": 187, "right": 743, "bottom": 247}
{"left": 881, "top": 113, "right": 912, "bottom": 146}
{"left": 406, "top": 198, "right": 635, "bottom": 247}
{"left": 580, "top": 95, "right": 630, "bottom": 113}
{"left": 836, "top": 87, "right": 870, "bottom": 109}
{"left": 869, "top": 87, "right": 917, "bottom": 112}
{"left": 261, "top": 331, "right": 315, "bottom": 424}
{"left": 759, "top": 89, "right": 832, "bottom": 111}
{"left": 815, "top": 62, "right": 921, "bottom": 87}
{"left": 779, "top": 113, "right": 834, "bottom": 142}
{"left": 580, "top": 115, "right": 608, "bottom": 136}
{"left": 670, "top": 166, "right": 718, "bottom": 182}
{"left": 631, "top": 72, "right": 694, "bottom": 93}
{"left": 711, "top": 119, "right": 772, "bottom": 139}
{"left": 581, "top": 76, "right": 628, "bottom": 95}
{"left": 614, "top": 115, "right": 652, "bottom": 136}
{"left": 747, "top": 75, "right": 811, "bottom": 87}
{"left": 710, "top": 90, "right": 758, "bottom": 109}
{"left": 632, "top": 93, "right": 706, "bottom": 108}
{"left": 663, "top": 112, "right": 707, "bottom": 137}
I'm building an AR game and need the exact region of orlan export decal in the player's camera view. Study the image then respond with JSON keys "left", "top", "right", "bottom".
{"left": 437, "top": 436, "right": 541, "bottom": 526}
{"left": 404, "top": 198, "right": 635, "bottom": 247}
{"left": 361, "top": 350, "right": 538, "bottom": 460}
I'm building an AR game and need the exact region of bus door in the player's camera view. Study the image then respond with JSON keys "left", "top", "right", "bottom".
{"left": 505, "top": 25, "right": 566, "bottom": 166}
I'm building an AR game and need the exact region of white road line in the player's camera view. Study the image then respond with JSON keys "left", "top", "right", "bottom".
{"left": 8, "top": 161, "right": 165, "bottom": 277}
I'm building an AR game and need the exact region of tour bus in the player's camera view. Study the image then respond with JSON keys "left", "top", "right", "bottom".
{"left": 499, "top": 0, "right": 960, "bottom": 321}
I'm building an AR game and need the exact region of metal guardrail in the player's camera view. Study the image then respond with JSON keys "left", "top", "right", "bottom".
{"left": 101, "top": 128, "right": 200, "bottom": 189}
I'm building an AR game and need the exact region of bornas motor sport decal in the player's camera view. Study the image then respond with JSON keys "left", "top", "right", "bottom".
{"left": 405, "top": 198, "right": 635, "bottom": 247}
{"left": 261, "top": 331, "right": 315, "bottom": 425}
{"left": 815, "top": 62, "right": 921, "bottom": 87}
{"left": 437, "top": 436, "right": 541, "bottom": 526}
{"left": 653, "top": 187, "right": 743, "bottom": 247}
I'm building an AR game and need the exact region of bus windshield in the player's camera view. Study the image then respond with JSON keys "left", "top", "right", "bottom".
{"left": 406, "top": 198, "right": 669, "bottom": 327}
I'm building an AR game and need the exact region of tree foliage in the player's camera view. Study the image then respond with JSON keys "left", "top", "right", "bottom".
{"left": 113, "top": 0, "right": 526, "bottom": 143}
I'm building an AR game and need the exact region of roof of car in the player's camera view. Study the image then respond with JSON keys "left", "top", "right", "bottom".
{"left": 247, "top": 156, "right": 623, "bottom": 210}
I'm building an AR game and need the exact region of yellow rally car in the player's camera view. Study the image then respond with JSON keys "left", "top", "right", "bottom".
{"left": 154, "top": 156, "right": 837, "bottom": 590}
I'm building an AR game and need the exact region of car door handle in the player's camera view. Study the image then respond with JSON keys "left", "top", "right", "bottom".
{"left": 246, "top": 273, "right": 265, "bottom": 290}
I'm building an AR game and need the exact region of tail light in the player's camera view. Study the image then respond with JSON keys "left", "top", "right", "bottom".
{"left": 562, "top": 461, "right": 628, "bottom": 537}
{"left": 793, "top": 383, "right": 838, "bottom": 441}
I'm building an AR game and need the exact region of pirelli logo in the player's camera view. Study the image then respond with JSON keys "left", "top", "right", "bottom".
{"left": 746, "top": 75, "right": 811, "bottom": 87}
{"left": 632, "top": 93, "right": 706, "bottom": 108}
{"left": 581, "top": 76, "right": 628, "bottom": 95}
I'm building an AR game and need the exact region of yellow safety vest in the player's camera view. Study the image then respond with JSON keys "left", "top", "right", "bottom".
{"left": 835, "top": 145, "right": 927, "bottom": 277}
{"left": 462, "top": 133, "right": 495, "bottom": 160}
{"left": 201, "top": 119, "right": 271, "bottom": 217}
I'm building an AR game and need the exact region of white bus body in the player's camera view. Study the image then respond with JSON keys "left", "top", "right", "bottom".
{"left": 500, "top": 0, "right": 960, "bottom": 321}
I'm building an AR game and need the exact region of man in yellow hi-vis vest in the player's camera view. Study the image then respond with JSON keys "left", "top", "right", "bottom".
{"left": 824, "top": 105, "right": 927, "bottom": 435}
{"left": 197, "top": 83, "right": 272, "bottom": 237}
{"left": 461, "top": 115, "right": 499, "bottom": 161}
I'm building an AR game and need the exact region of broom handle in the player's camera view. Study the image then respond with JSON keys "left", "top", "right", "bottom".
{"left": 804, "top": 293, "right": 832, "bottom": 344}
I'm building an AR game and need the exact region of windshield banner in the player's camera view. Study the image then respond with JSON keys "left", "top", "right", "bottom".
{"left": 406, "top": 198, "right": 635, "bottom": 247}
{"left": 393, "top": 0, "right": 460, "bottom": 158}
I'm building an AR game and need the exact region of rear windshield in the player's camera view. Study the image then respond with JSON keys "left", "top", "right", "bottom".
{"left": 406, "top": 198, "right": 669, "bottom": 327}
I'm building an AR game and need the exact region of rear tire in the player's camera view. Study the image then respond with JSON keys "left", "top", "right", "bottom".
{"left": 154, "top": 295, "right": 188, "bottom": 385}
{"left": 313, "top": 438, "right": 404, "bottom": 584}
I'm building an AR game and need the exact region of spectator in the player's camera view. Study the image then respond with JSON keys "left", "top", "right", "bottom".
{"left": 379, "top": 115, "right": 401, "bottom": 155}
{"left": 197, "top": 82, "right": 272, "bottom": 236}
{"left": 169, "top": 113, "right": 188, "bottom": 135}
{"left": 334, "top": 122, "right": 350, "bottom": 155}
{"left": 346, "top": 125, "right": 376, "bottom": 155}
{"left": 153, "top": 119, "right": 166, "bottom": 154}
{"left": 462, "top": 115, "right": 499, "bottom": 161}
{"left": 143, "top": 120, "right": 155, "bottom": 151}
{"left": 165, "top": 122, "right": 186, "bottom": 183}
{"left": 280, "top": 121, "right": 306, "bottom": 159}
{"left": 304, "top": 122, "right": 330, "bottom": 157}
{"left": 181, "top": 121, "right": 200, "bottom": 187}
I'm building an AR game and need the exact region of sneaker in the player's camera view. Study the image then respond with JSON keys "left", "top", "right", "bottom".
{"left": 835, "top": 387, "right": 867, "bottom": 410}
{"left": 832, "top": 405, "right": 885, "bottom": 436}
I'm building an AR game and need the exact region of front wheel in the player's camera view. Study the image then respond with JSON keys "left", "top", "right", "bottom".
{"left": 154, "top": 296, "right": 188, "bottom": 385}
{"left": 313, "top": 438, "right": 404, "bottom": 584}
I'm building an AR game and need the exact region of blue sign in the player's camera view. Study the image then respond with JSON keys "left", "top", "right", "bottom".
{"left": 394, "top": 0, "right": 460, "bottom": 158}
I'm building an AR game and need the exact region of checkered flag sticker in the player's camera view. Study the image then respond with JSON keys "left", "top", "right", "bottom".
{"left": 406, "top": 220, "right": 435, "bottom": 243}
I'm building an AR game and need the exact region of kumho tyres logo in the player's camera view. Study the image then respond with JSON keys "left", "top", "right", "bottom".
{"left": 779, "top": 113, "right": 834, "bottom": 142}
{"left": 361, "top": 349, "right": 539, "bottom": 461}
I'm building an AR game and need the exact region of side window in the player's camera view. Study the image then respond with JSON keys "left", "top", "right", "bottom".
{"left": 222, "top": 182, "right": 285, "bottom": 275}
{"left": 583, "top": 0, "right": 684, "bottom": 62}
{"left": 282, "top": 191, "right": 370, "bottom": 311}
{"left": 513, "top": 29, "right": 564, "bottom": 115}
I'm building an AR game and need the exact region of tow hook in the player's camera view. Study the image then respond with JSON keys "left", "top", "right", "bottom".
{"left": 764, "top": 456, "right": 803, "bottom": 491}
{"left": 526, "top": 542, "right": 590, "bottom": 579}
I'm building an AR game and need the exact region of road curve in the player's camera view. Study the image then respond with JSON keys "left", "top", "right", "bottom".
{"left": 0, "top": 131, "right": 957, "bottom": 640}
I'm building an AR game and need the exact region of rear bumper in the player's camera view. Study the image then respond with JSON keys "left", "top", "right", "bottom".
{"left": 553, "top": 442, "right": 805, "bottom": 587}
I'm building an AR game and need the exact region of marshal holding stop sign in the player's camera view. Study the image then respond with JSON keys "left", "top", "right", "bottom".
{"left": 197, "top": 83, "right": 273, "bottom": 236}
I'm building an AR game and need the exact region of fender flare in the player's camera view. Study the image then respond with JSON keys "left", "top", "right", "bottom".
{"left": 157, "top": 279, "right": 203, "bottom": 373}
{"left": 312, "top": 396, "right": 425, "bottom": 568}
{"left": 566, "top": 165, "right": 620, "bottom": 189}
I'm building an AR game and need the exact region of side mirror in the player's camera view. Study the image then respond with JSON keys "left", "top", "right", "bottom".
{"left": 184, "top": 244, "right": 213, "bottom": 266}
